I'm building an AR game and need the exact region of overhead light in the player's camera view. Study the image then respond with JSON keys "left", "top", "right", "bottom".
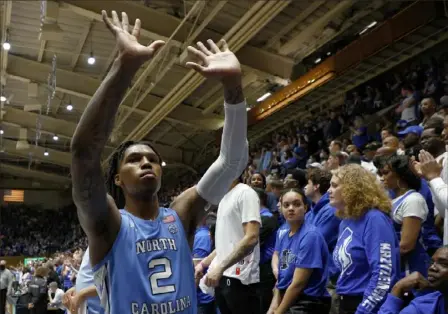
{"left": 0, "top": 129, "right": 3, "bottom": 135}
{"left": 161, "top": 161, "right": 166, "bottom": 167}
{"left": 246, "top": 107, "right": 251, "bottom": 111}
{"left": 327, "top": 51, "right": 331, "bottom": 56}
{"left": 66, "top": 104, "right": 73, "bottom": 111}
{"left": 315, "top": 58, "right": 322, "bottom": 64}
{"left": 87, "top": 54, "right": 96, "bottom": 65}
{"left": 53, "top": 135, "right": 58, "bottom": 141}
{"left": 44, "top": 150, "right": 49, "bottom": 156}
{"left": 2, "top": 42, "right": 10, "bottom": 51}
{"left": 367, "top": 21, "right": 377, "bottom": 28}
{"left": 0, "top": 96, "right": 6, "bottom": 102}
{"left": 257, "top": 92, "right": 271, "bottom": 102}
{"left": 359, "top": 28, "right": 368, "bottom": 36}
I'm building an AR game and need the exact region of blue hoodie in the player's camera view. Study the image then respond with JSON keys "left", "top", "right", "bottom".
{"left": 334, "top": 209, "right": 401, "bottom": 314}
{"left": 305, "top": 193, "right": 341, "bottom": 278}
{"left": 378, "top": 291, "right": 445, "bottom": 314}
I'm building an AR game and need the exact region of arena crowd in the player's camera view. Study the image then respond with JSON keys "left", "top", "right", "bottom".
{"left": 1, "top": 10, "right": 448, "bottom": 314}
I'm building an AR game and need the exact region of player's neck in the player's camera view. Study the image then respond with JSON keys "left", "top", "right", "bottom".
{"left": 288, "top": 220, "right": 303, "bottom": 236}
{"left": 125, "top": 194, "right": 160, "bottom": 220}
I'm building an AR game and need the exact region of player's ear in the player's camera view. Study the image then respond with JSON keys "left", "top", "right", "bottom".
{"left": 114, "top": 174, "right": 122, "bottom": 187}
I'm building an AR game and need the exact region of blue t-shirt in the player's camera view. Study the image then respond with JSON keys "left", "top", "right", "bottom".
{"left": 76, "top": 247, "right": 104, "bottom": 314}
{"left": 378, "top": 291, "right": 445, "bottom": 314}
{"left": 305, "top": 193, "right": 341, "bottom": 278}
{"left": 266, "top": 192, "right": 279, "bottom": 214}
{"left": 260, "top": 208, "right": 276, "bottom": 264}
{"left": 192, "top": 226, "right": 214, "bottom": 305}
{"left": 334, "top": 209, "right": 400, "bottom": 313}
{"left": 92, "top": 208, "right": 197, "bottom": 314}
{"left": 352, "top": 127, "right": 369, "bottom": 149}
{"left": 275, "top": 222, "right": 329, "bottom": 298}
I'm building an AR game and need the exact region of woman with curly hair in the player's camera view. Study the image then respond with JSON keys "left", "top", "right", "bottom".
{"left": 330, "top": 164, "right": 400, "bottom": 314}
{"left": 378, "top": 155, "right": 430, "bottom": 278}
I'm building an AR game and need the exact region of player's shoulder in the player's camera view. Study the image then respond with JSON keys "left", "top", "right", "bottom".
{"left": 404, "top": 191, "right": 425, "bottom": 203}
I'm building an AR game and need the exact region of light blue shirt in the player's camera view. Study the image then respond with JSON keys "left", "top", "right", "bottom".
{"left": 76, "top": 247, "right": 104, "bottom": 314}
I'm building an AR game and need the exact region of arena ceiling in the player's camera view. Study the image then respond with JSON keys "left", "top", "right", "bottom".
{"left": 0, "top": 0, "right": 443, "bottom": 190}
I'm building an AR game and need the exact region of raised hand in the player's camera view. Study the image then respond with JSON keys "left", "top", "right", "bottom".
{"left": 418, "top": 150, "right": 443, "bottom": 181}
{"left": 102, "top": 10, "right": 165, "bottom": 67}
{"left": 186, "top": 39, "right": 242, "bottom": 82}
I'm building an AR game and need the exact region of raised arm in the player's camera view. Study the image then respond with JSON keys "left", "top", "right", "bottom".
{"left": 70, "top": 10, "right": 165, "bottom": 265}
{"left": 172, "top": 39, "right": 248, "bottom": 237}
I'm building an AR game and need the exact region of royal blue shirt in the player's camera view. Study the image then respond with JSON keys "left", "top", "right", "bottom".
{"left": 378, "top": 291, "right": 445, "bottom": 314}
{"left": 260, "top": 208, "right": 276, "bottom": 264}
{"left": 334, "top": 209, "right": 400, "bottom": 314}
{"left": 92, "top": 208, "right": 196, "bottom": 314}
{"left": 305, "top": 193, "right": 341, "bottom": 278}
{"left": 275, "top": 222, "right": 330, "bottom": 298}
{"left": 192, "top": 226, "right": 214, "bottom": 305}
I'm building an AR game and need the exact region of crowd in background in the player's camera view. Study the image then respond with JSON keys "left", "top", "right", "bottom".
{"left": 1, "top": 51, "right": 448, "bottom": 258}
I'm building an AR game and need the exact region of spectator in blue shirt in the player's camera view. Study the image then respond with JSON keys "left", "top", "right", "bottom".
{"left": 252, "top": 187, "right": 279, "bottom": 314}
{"left": 304, "top": 168, "right": 341, "bottom": 279}
{"left": 193, "top": 220, "right": 215, "bottom": 314}
{"left": 330, "top": 164, "right": 400, "bottom": 314}
{"left": 378, "top": 245, "right": 448, "bottom": 314}
{"left": 268, "top": 189, "right": 331, "bottom": 314}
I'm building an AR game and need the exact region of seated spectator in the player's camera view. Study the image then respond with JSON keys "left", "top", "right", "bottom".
{"left": 378, "top": 246, "right": 448, "bottom": 314}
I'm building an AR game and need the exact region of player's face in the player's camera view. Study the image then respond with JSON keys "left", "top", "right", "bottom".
{"left": 250, "top": 173, "right": 264, "bottom": 189}
{"left": 281, "top": 191, "right": 306, "bottom": 224}
{"left": 116, "top": 144, "right": 162, "bottom": 196}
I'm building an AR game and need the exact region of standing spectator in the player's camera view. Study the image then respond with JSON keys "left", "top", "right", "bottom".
{"left": 48, "top": 282, "right": 65, "bottom": 314}
{"left": 330, "top": 164, "right": 400, "bottom": 314}
{"left": 0, "top": 261, "right": 13, "bottom": 314}
{"left": 396, "top": 84, "right": 419, "bottom": 125}
{"left": 196, "top": 179, "right": 261, "bottom": 314}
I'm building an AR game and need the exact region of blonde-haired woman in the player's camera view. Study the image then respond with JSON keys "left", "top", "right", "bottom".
{"left": 329, "top": 164, "right": 400, "bottom": 314}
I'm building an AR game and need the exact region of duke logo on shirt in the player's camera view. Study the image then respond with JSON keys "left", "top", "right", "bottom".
{"left": 334, "top": 227, "right": 353, "bottom": 276}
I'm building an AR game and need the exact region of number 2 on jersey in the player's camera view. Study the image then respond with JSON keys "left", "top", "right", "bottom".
{"left": 148, "top": 258, "right": 176, "bottom": 295}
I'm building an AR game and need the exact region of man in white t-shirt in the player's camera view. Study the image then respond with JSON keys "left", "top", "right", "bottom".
{"left": 195, "top": 179, "right": 261, "bottom": 314}
{"left": 396, "top": 84, "right": 419, "bottom": 124}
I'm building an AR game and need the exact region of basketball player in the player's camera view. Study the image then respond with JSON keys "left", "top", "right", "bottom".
{"left": 70, "top": 10, "right": 248, "bottom": 314}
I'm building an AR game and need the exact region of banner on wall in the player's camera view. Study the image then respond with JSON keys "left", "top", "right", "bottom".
{"left": 23, "top": 257, "right": 45, "bottom": 266}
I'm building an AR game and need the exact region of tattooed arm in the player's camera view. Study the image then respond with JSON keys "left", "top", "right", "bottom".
{"left": 70, "top": 11, "right": 164, "bottom": 265}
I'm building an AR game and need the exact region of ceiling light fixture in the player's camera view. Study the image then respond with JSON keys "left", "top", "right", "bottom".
{"left": 87, "top": 54, "right": 96, "bottom": 65}
{"left": 0, "top": 129, "right": 3, "bottom": 135}
{"left": 0, "top": 96, "right": 6, "bottom": 102}
{"left": 257, "top": 92, "right": 271, "bottom": 102}
{"left": 315, "top": 58, "right": 322, "bottom": 64}
{"left": 66, "top": 104, "right": 73, "bottom": 111}
{"left": 161, "top": 161, "right": 166, "bottom": 167}
{"left": 44, "top": 150, "right": 49, "bottom": 156}
{"left": 53, "top": 135, "right": 58, "bottom": 141}
{"left": 2, "top": 42, "right": 10, "bottom": 51}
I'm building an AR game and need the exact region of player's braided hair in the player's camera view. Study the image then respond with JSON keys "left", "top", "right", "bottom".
{"left": 105, "top": 140, "right": 162, "bottom": 209}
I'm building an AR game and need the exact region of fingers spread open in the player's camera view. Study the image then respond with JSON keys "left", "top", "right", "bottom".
{"left": 121, "top": 12, "right": 129, "bottom": 33}
{"left": 187, "top": 46, "right": 207, "bottom": 62}
{"left": 197, "top": 41, "right": 212, "bottom": 56}
{"left": 111, "top": 11, "right": 121, "bottom": 28}
{"left": 220, "top": 39, "right": 229, "bottom": 51}
{"left": 131, "top": 18, "right": 141, "bottom": 38}
{"left": 207, "top": 39, "right": 220, "bottom": 53}
{"left": 102, "top": 10, "right": 115, "bottom": 33}
{"left": 186, "top": 62, "right": 206, "bottom": 73}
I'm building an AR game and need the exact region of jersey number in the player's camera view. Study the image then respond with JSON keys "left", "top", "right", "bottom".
{"left": 148, "top": 258, "right": 175, "bottom": 295}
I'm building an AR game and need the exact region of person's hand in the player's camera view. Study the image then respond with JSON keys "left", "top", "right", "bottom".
{"left": 28, "top": 303, "right": 34, "bottom": 309}
{"left": 418, "top": 150, "right": 443, "bottom": 181}
{"left": 204, "top": 264, "right": 224, "bottom": 288}
{"left": 102, "top": 10, "right": 165, "bottom": 68}
{"left": 70, "top": 293, "right": 82, "bottom": 314}
{"left": 62, "top": 287, "right": 76, "bottom": 308}
{"left": 186, "top": 39, "right": 242, "bottom": 85}
{"left": 409, "top": 157, "right": 422, "bottom": 178}
{"left": 194, "top": 263, "right": 205, "bottom": 286}
{"left": 391, "top": 272, "right": 430, "bottom": 298}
